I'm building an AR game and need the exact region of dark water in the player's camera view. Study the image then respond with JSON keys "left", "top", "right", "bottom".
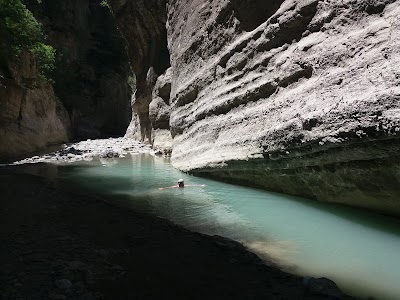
{"left": 20, "top": 153, "right": 400, "bottom": 299}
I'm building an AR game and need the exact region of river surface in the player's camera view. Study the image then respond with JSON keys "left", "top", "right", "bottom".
{"left": 23, "top": 153, "right": 400, "bottom": 299}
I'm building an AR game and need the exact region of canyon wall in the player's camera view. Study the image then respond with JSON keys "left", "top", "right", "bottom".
{"left": 109, "top": 0, "right": 170, "bottom": 144}
{"left": 26, "top": 0, "right": 132, "bottom": 140}
{"left": 0, "top": 51, "right": 70, "bottom": 161}
{"left": 0, "top": 0, "right": 132, "bottom": 161}
{"left": 113, "top": 0, "right": 400, "bottom": 216}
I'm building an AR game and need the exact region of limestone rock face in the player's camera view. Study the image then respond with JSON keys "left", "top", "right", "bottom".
{"left": 167, "top": 0, "right": 400, "bottom": 216}
{"left": 116, "top": 0, "right": 400, "bottom": 215}
{"left": 109, "top": 0, "right": 170, "bottom": 143}
{"left": 149, "top": 68, "right": 172, "bottom": 130}
{"left": 0, "top": 52, "right": 70, "bottom": 161}
{"left": 149, "top": 68, "right": 172, "bottom": 153}
{"left": 26, "top": 0, "right": 132, "bottom": 140}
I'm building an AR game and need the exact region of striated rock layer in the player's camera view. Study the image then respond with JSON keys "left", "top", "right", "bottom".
{"left": 115, "top": 0, "right": 400, "bottom": 215}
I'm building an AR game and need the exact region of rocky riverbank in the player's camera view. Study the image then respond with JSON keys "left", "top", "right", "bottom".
{"left": 11, "top": 137, "right": 153, "bottom": 165}
{"left": 0, "top": 166, "right": 355, "bottom": 300}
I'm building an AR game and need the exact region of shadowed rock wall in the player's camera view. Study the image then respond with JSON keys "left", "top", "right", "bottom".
{"left": 0, "top": 51, "right": 70, "bottom": 161}
{"left": 109, "top": 0, "right": 170, "bottom": 143}
{"left": 0, "top": 0, "right": 132, "bottom": 161}
{"left": 26, "top": 0, "right": 132, "bottom": 140}
{"left": 114, "top": 0, "right": 400, "bottom": 215}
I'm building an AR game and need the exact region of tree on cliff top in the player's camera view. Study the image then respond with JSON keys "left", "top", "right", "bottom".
{"left": 0, "top": 0, "right": 55, "bottom": 82}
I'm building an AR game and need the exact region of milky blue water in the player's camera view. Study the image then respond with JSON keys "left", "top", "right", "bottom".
{"left": 46, "top": 153, "right": 400, "bottom": 299}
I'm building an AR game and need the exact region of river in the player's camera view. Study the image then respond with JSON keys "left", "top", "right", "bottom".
{"left": 20, "top": 153, "right": 400, "bottom": 299}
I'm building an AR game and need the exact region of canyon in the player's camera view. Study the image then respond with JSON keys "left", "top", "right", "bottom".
{"left": 1, "top": 0, "right": 400, "bottom": 215}
{"left": 1, "top": 1, "right": 399, "bottom": 298}
{"left": 109, "top": 0, "right": 400, "bottom": 216}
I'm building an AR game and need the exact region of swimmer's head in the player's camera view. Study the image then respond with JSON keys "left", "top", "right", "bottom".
{"left": 178, "top": 179, "right": 184, "bottom": 187}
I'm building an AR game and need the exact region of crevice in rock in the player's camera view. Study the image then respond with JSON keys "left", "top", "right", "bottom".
{"left": 278, "top": 65, "right": 313, "bottom": 88}
{"left": 158, "top": 82, "right": 171, "bottom": 105}
{"left": 217, "top": 0, "right": 285, "bottom": 33}
{"left": 232, "top": 0, "right": 285, "bottom": 32}
{"left": 176, "top": 87, "right": 199, "bottom": 107}
{"left": 365, "top": 1, "right": 387, "bottom": 14}
{"left": 17, "top": 89, "right": 27, "bottom": 130}
{"left": 257, "top": 1, "right": 319, "bottom": 54}
{"left": 172, "top": 80, "right": 278, "bottom": 136}
{"left": 302, "top": 118, "right": 321, "bottom": 131}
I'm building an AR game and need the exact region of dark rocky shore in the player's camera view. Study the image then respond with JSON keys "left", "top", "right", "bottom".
{"left": 0, "top": 168, "right": 355, "bottom": 300}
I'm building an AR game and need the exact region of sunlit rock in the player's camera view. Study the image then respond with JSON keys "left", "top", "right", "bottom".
{"left": 110, "top": 0, "right": 400, "bottom": 216}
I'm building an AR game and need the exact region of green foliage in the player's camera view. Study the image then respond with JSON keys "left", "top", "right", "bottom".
{"left": 31, "top": 43, "right": 55, "bottom": 82}
{"left": 0, "top": 0, "right": 41, "bottom": 55}
{"left": 0, "top": 0, "right": 55, "bottom": 82}
{"left": 100, "top": 0, "right": 110, "bottom": 9}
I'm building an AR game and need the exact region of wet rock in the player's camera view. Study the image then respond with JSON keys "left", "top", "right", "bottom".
{"left": 99, "top": 150, "right": 120, "bottom": 159}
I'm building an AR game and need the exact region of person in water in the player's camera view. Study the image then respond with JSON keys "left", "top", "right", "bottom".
{"left": 159, "top": 179, "right": 205, "bottom": 190}
{"left": 177, "top": 178, "right": 185, "bottom": 188}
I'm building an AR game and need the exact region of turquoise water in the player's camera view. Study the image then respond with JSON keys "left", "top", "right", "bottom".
{"left": 42, "top": 154, "right": 400, "bottom": 299}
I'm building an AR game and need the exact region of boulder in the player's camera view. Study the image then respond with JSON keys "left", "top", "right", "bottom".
{"left": 99, "top": 150, "right": 120, "bottom": 158}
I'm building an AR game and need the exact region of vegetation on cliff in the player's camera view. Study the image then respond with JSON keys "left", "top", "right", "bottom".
{"left": 0, "top": 0, "right": 55, "bottom": 82}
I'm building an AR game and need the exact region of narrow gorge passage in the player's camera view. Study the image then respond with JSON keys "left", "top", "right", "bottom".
{"left": 2, "top": 0, "right": 400, "bottom": 299}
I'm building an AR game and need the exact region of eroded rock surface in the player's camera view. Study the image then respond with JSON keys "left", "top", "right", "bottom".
{"left": 169, "top": 0, "right": 400, "bottom": 216}
{"left": 115, "top": 0, "right": 400, "bottom": 215}
{"left": 109, "top": 0, "right": 170, "bottom": 143}
{"left": 149, "top": 68, "right": 173, "bottom": 154}
{"left": 0, "top": 51, "right": 70, "bottom": 162}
